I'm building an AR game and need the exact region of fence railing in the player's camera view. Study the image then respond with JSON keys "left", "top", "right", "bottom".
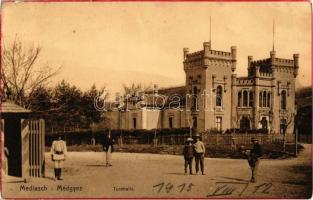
{"left": 202, "top": 133, "right": 295, "bottom": 146}
{"left": 46, "top": 131, "right": 297, "bottom": 147}
{"left": 115, "top": 133, "right": 295, "bottom": 146}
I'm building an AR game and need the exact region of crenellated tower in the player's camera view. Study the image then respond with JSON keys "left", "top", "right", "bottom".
{"left": 183, "top": 42, "right": 236, "bottom": 132}
{"left": 235, "top": 50, "right": 299, "bottom": 134}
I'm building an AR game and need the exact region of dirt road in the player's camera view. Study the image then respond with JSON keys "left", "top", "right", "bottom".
{"left": 3, "top": 144, "right": 312, "bottom": 198}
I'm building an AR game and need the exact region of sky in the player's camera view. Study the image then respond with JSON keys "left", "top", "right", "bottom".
{"left": 2, "top": 2, "right": 311, "bottom": 98}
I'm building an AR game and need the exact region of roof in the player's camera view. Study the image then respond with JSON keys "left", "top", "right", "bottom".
{"left": 144, "top": 86, "right": 187, "bottom": 107}
{"left": 1, "top": 101, "right": 31, "bottom": 114}
{"left": 158, "top": 86, "right": 187, "bottom": 97}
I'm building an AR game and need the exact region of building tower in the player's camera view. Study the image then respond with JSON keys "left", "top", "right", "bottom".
{"left": 183, "top": 42, "right": 237, "bottom": 132}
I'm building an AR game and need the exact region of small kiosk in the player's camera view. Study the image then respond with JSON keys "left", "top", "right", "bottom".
{"left": 1, "top": 101, "right": 45, "bottom": 181}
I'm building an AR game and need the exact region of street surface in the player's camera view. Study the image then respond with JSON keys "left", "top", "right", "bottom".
{"left": 2, "top": 144, "right": 312, "bottom": 198}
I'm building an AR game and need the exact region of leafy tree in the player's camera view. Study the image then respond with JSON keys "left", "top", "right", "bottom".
{"left": 27, "top": 86, "right": 53, "bottom": 113}
{"left": 82, "top": 84, "right": 107, "bottom": 127}
{"left": 52, "top": 80, "right": 83, "bottom": 131}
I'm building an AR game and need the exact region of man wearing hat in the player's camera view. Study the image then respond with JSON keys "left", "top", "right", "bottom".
{"left": 248, "top": 137, "right": 263, "bottom": 182}
{"left": 183, "top": 137, "right": 195, "bottom": 174}
{"left": 50, "top": 134, "right": 67, "bottom": 181}
{"left": 193, "top": 134, "right": 206, "bottom": 175}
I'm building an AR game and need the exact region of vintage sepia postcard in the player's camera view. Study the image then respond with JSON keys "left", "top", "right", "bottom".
{"left": 0, "top": 0, "right": 312, "bottom": 199}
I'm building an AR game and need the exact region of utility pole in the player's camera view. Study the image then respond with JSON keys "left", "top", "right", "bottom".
{"left": 294, "top": 107, "right": 298, "bottom": 156}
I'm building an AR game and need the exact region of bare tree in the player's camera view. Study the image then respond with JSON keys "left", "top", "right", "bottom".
{"left": 122, "top": 83, "right": 152, "bottom": 97}
{"left": 1, "top": 37, "right": 60, "bottom": 107}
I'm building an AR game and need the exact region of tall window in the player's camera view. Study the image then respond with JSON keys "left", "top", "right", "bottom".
{"left": 281, "top": 90, "right": 287, "bottom": 110}
{"left": 238, "top": 92, "right": 242, "bottom": 107}
{"left": 216, "top": 117, "right": 222, "bottom": 132}
{"left": 243, "top": 91, "right": 248, "bottom": 107}
{"left": 249, "top": 91, "right": 254, "bottom": 107}
{"left": 267, "top": 93, "right": 271, "bottom": 107}
{"left": 133, "top": 118, "right": 137, "bottom": 129}
{"left": 263, "top": 91, "right": 267, "bottom": 107}
{"left": 216, "top": 86, "right": 223, "bottom": 107}
{"left": 192, "top": 86, "right": 198, "bottom": 110}
{"left": 259, "top": 92, "right": 262, "bottom": 107}
{"left": 169, "top": 117, "right": 173, "bottom": 128}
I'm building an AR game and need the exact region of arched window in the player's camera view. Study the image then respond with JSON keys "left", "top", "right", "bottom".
{"left": 263, "top": 91, "right": 267, "bottom": 107}
{"left": 259, "top": 92, "right": 262, "bottom": 107}
{"left": 267, "top": 93, "right": 271, "bottom": 107}
{"left": 238, "top": 91, "right": 242, "bottom": 107}
{"left": 216, "top": 86, "right": 223, "bottom": 107}
{"left": 249, "top": 91, "right": 254, "bottom": 107}
{"left": 243, "top": 91, "right": 248, "bottom": 107}
{"left": 281, "top": 90, "right": 287, "bottom": 110}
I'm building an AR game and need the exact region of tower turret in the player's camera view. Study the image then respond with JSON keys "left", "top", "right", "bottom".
{"left": 203, "top": 41, "right": 211, "bottom": 56}
{"left": 231, "top": 46, "right": 237, "bottom": 72}
{"left": 248, "top": 56, "right": 253, "bottom": 68}
{"left": 293, "top": 53, "right": 299, "bottom": 77}
{"left": 183, "top": 48, "right": 189, "bottom": 60}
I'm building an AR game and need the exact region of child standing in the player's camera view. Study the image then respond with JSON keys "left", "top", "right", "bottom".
{"left": 183, "top": 137, "right": 195, "bottom": 175}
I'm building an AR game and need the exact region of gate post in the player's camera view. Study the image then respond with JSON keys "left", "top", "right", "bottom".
{"left": 40, "top": 119, "right": 45, "bottom": 177}
{"left": 21, "top": 119, "right": 30, "bottom": 182}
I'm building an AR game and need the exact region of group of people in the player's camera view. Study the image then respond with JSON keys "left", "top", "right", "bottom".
{"left": 183, "top": 134, "right": 206, "bottom": 175}
{"left": 50, "top": 133, "right": 263, "bottom": 183}
{"left": 50, "top": 133, "right": 114, "bottom": 181}
{"left": 183, "top": 135, "right": 263, "bottom": 182}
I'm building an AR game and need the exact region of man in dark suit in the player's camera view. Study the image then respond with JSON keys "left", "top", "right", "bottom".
{"left": 248, "top": 137, "right": 263, "bottom": 182}
{"left": 102, "top": 133, "right": 114, "bottom": 167}
{"left": 183, "top": 137, "right": 195, "bottom": 175}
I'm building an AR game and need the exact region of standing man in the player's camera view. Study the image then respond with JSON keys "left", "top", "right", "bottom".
{"left": 248, "top": 137, "right": 263, "bottom": 182}
{"left": 102, "top": 132, "right": 114, "bottom": 167}
{"left": 183, "top": 137, "right": 195, "bottom": 175}
{"left": 194, "top": 134, "right": 206, "bottom": 175}
{"left": 50, "top": 134, "right": 67, "bottom": 181}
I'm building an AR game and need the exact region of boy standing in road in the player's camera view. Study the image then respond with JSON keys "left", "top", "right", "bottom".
{"left": 183, "top": 137, "right": 195, "bottom": 175}
{"left": 50, "top": 134, "right": 67, "bottom": 181}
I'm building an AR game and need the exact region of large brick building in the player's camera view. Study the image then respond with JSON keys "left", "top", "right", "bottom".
{"left": 107, "top": 41, "right": 299, "bottom": 135}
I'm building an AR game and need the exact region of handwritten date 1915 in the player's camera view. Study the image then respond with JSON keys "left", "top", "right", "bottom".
{"left": 153, "top": 182, "right": 194, "bottom": 193}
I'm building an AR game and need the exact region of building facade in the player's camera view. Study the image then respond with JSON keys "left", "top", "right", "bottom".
{"left": 107, "top": 41, "right": 299, "bottom": 135}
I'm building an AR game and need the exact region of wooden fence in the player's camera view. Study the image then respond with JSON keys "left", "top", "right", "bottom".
{"left": 29, "top": 119, "right": 45, "bottom": 177}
